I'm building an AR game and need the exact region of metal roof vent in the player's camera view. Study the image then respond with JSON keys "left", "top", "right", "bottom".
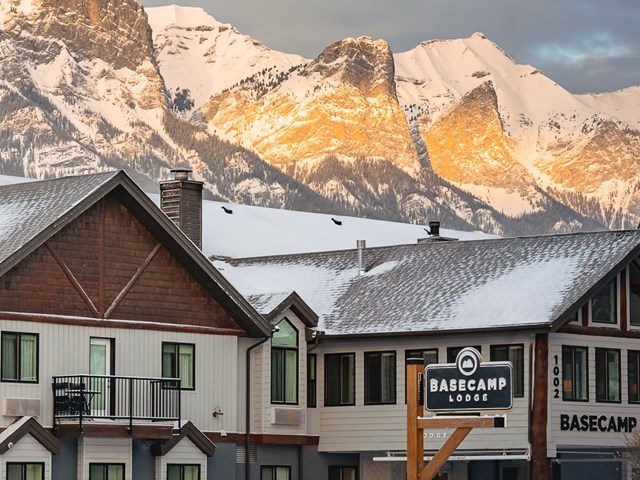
{"left": 428, "top": 221, "right": 440, "bottom": 237}
{"left": 357, "top": 240, "right": 366, "bottom": 276}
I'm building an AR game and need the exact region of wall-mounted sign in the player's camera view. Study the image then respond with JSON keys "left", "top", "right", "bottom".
{"left": 425, "top": 347, "right": 513, "bottom": 412}
{"left": 560, "top": 414, "right": 637, "bottom": 433}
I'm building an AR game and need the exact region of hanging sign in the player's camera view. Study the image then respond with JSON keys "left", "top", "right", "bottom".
{"left": 425, "top": 347, "right": 513, "bottom": 412}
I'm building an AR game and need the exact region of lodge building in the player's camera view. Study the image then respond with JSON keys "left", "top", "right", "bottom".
{"left": 1, "top": 170, "right": 640, "bottom": 480}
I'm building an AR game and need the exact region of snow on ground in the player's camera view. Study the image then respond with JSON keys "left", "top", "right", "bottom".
{"left": 0, "top": 173, "right": 495, "bottom": 259}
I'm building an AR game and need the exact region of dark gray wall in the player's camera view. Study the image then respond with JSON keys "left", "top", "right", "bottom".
{"left": 132, "top": 440, "right": 156, "bottom": 480}
{"left": 209, "top": 443, "right": 238, "bottom": 479}
{"left": 51, "top": 437, "right": 77, "bottom": 480}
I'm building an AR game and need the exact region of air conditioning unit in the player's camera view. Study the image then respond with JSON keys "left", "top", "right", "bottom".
{"left": 1, "top": 398, "right": 41, "bottom": 417}
{"left": 270, "top": 407, "right": 304, "bottom": 426}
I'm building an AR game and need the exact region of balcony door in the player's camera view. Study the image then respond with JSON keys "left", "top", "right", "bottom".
{"left": 89, "top": 337, "right": 114, "bottom": 416}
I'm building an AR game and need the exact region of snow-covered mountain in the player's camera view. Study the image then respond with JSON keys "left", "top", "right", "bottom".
{"left": 0, "top": 0, "right": 636, "bottom": 236}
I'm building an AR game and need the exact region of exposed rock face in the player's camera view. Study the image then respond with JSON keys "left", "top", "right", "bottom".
{"left": 541, "top": 121, "right": 640, "bottom": 193}
{"left": 14, "top": 0, "right": 153, "bottom": 70}
{"left": 203, "top": 36, "right": 418, "bottom": 171}
{"left": 424, "top": 82, "right": 522, "bottom": 186}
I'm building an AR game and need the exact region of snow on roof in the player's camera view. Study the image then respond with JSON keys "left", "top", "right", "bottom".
{"left": 218, "top": 231, "right": 640, "bottom": 335}
{"left": 1, "top": 173, "right": 493, "bottom": 258}
{"left": 0, "top": 172, "right": 119, "bottom": 266}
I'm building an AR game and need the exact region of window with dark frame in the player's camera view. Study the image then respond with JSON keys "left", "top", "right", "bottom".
{"left": 89, "top": 463, "right": 125, "bottom": 480}
{"left": 307, "top": 353, "right": 317, "bottom": 408}
{"left": 595, "top": 348, "right": 621, "bottom": 402}
{"left": 562, "top": 345, "right": 588, "bottom": 401}
{"left": 261, "top": 465, "right": 291, "bottom": 480}
{"left": 328, "top": 466, "right": 358, "bottom": 480}
{"left": 447, "top": 346, "right": 481, "bottom": 363}
{"left": 364, "top": 351, "right": 396, "bottom": 405}
{"left": 629, "top": 350, "right": 640, "bottom": 403}
{"left": 325, "top": 353, "right": 355, "bottom": 406}
{"left": 167, "top": 464, "right": 200, "bottom": 480}
{"left": 271, "top": 319, "right": 298, "bottom": 404}
{"left": 162, "top": 342, "right": 195, "bottom": 390}
{"left": 7, "top": 463, "right": 44, "bottom": 480}
{"left": 1, "top": 332, "right": 38, "bottom": 382}
{"left": 490, "top": 344, "right": 525, "bottom": 397}
{"left": 406, "top": 349, "right": 438, "bottom": 366}
{"left": 630, "top": 261, "right": 640, "bottom": 327}
{"left": 405, "top": 349, "right": 438, "bottom": 403}
{"left": 591, "top": 279, "right": 617, "bottom": 324}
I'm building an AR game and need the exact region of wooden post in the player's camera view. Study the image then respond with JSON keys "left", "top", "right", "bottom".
{"left": 407, "top": 358, "right": 424, "bottom": 480}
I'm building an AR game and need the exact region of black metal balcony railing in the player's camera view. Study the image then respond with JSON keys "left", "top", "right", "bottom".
{"left": 52, "top": 374, "right": 181, "bottom": 431}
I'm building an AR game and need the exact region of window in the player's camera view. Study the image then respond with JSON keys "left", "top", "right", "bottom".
{"left": 405, "top": 349, "right": 438, "bottom": 403}
{"left": 325, "top": 353, "right": 355, "bottom": 406}
{"left": 630, "top": 262, "right": 640, "bottom": 326}
{"left": 629, "top": 351, "right": 640, "bottom": 403}
{"left": 167, "top": 464, "right": 200, "bottom": 480}
{"left": 328, "top": 466, "right": 358, "bottom": 480}
{"left": 562, "top": 345, "right": 588, "bottom": 401}
{"left": 595, "top": 348, "right": 620, "bottom": 402}
{"left": 89, "top": 464, "right": 125, "bottom": 480}
{"left": 7, "top": 463, "right": 43, "bottom": 480}
{"left": 491, "top": 344, "right": 524, "bottom": 397}
{"left": 365, "top": 351, "right": 396, "bottom": 404}
{"left": 308, "top": 354, "right": 317, "bottom": 407}
{"left": 271, "top": 319, "right": 298, "bottom": 404}
{"left": 162, "top": 343, "right": 195, "bottom": 389}
{"left": 406, "top": 349, "right": 438, "bottom": 366}
{"left": 447, "top": 346, "right": 481, "bottom": 363}
{"left": 591, "top": 279, "right": 617, "bottom": 324}
{"left": 261, "top": 466, "right": 290, "bottom": 480}
{"left": 1, "top": 332, "right": 38, "bottom": 382}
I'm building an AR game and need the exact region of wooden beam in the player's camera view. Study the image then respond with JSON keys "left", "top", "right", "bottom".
{"left": 407, "top": 358, "right": 424, "bottom": 480}
{"left": 45, "top": 241, "right": 100, "bottom": 318}
{"left": 104, "top": 243, "right": 161, "bottom": 319}
{"left": 420, "top": 427, "right": 472, "bottom": 480}
{"left": 99, "top": 198, "right": 105, "bottom": 317}
{"left": 531, "top": 333, "right": 551, "bottom": 480}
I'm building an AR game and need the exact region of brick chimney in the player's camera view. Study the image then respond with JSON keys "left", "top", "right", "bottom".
{"left": 160, "top": 168, "right": 203, "bottom": 248}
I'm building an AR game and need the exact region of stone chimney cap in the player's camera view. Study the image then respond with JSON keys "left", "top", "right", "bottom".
{"left": 170, "top": 168, "right": 193, "bottom": 181}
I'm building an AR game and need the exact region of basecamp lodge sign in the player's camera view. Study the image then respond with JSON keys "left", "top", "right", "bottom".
{"left": 425, "top": 347, "right": 513, "bottom": 412}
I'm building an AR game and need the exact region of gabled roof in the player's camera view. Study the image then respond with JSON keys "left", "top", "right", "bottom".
{"left": 0, "top": 171, "right": 271, "bottom": 337}
{"left": 258, "top": 291, "right": 318, "bottom": 326}
{"left": 216, "top": 230, "right": 640, "bottom": 336}
{"left": 151, "top": 421, "right": 216, "bottom": 457}
{"left": 0, "top": 416, "right": 61, "bottom": 454}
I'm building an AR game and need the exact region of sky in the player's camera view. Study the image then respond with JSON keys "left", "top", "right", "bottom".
{"left": 139, "top": 0, "right": 639, "bottom": 94}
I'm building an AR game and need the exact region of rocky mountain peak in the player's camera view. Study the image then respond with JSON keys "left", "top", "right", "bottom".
{"left": 7, "top": 0, "right": 154, "bottom": 70}
{"left": 307, "top": 35, "right": 397, "bottom": 99}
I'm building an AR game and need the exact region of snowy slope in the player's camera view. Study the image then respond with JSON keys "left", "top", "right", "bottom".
{"left": 147, "top": 5, "right": 307, "bottom": 111}
{"left": 0, "top": 173, "right": 494, "bottom": 258}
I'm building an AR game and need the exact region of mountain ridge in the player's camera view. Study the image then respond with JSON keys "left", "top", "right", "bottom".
{"left": 0, "top": 0, "right": 636, "bottom": 237}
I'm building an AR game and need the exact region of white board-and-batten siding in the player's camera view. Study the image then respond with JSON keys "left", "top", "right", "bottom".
{"left": 317, "top": 333, "right": 534, "bottom": 453}
{"left": 0, "top": 434, "right": 52, "bottom": 480}
{"left": 548, "top": 332, "right": 640, "bottom": 454}
{"left": 0, "top": 319, "right": 239, "bottom": 432}
{"left": 251, "top": 311, "right": 309, "bottom": 436}
{"left": 78, "top": 437, "right": 131, "bottom": 480}
{"left": 156, "top": 437, "right": 207, "bottom": 479}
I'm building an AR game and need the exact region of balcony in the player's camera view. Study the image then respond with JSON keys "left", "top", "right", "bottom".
{"left": 52, "top": 374, "right": 181, "bottom": 433}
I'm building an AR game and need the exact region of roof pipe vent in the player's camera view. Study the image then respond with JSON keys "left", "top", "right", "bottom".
{"left": 357, "top": 240, "right": 366, "bottom": 276}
